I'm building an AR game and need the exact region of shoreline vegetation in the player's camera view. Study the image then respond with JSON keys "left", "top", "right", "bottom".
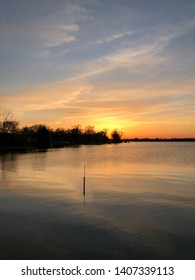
{"left": 0, "top": 112, "right": 195, "bottom": 151}
{"left": 0, "top": 120, "right": 123, "bottom": 150}
{"left": 0, "top": 110, "right": 122, "bottom": 149}
{"left": 0, "top": 138, "right": 195, "bottom": 152}
{"left": 0, "top": 126, "right": 194, "bottom": 152}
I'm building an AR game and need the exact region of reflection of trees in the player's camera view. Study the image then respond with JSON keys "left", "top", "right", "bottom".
{"left": 32, "top": 150, "right": 47, "bottom": 171}
{"left": 0, "top": 153, "right": 6, "bottom": 172}
{"left": 0, "top": 153, "right": 17, "bottom": 171}
{"left": 0, "top": 153, "right": 17, "bottom": 187}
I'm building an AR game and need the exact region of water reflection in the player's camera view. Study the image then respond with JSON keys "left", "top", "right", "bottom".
{"left": 0, "top": 143, "right": 195, "bottom": 259}
{"left": 0, "top": 153, "right": 18, "bottom": 188}
{"left": 31, "top": 150, "right": 47, "bottom": 171}
{"left": 0, "top": 153, "right": 17, "bottom": 172}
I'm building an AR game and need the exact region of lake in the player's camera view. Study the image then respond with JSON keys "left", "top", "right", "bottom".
{"left": 0, "top": 142, "right": 195, "bottom": 259}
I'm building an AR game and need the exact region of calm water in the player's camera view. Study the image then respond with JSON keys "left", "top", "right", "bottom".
{"left": 0, "top": 142, "right": 195, "bottom": 259}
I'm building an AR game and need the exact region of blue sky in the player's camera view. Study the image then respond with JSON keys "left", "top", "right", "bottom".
{"left": 0, "top": 0, "right": 195, "bottom": 137}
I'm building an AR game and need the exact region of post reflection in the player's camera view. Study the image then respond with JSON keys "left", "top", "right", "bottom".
{"left": 83, "top": 165, "right": 86, "bottom": 207}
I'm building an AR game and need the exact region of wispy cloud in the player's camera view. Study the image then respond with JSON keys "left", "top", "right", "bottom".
{"left": 97, "top": 29, "right": 136, "bottom": 44}
{"left": 0, "top": 3, "right": 85, "bottom": 53}
{"left": 47, "top": 18, "right": 195, "bottom": 84}
{"left": 39, "top": 4, "right": 87, "bottom": 49}
{"left": 42, "top": 23, "right": 80, "bottom": 47}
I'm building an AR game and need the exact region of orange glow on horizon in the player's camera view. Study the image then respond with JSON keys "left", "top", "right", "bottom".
{"left": 2, "top": 79, "right": 195, "bottom": 140}
{"left": 17, "top": 118, "right": 195, "bottom": 139}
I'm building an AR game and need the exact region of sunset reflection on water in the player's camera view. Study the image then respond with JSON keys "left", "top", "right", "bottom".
{"left": 0, "top": 142, "right": 195, "bottom": 259}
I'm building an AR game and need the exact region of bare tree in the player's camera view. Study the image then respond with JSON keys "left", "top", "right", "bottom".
{"left": 0, "top": 110, "right": 19, "bottom": 133}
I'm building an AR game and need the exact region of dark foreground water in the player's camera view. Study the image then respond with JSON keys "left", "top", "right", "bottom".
{"left": 0, "top": 142, "right": 195, "bottom": 260}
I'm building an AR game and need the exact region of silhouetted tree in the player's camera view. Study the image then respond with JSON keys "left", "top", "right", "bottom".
{"left": 51, "top": 128, "right": 70, "bottom": 147}
{"left": 53, "top": 128, "right": 65, "bottom": 142}
{"left": 111, "top": 129, "right": 122, "bottom": 143}
{"left": 35, "top": 125, "right": 50, "bottom": 148}
{"left": 94, "top": 129, "right": 109, "bottom": 144}
{"left": 22, "top": 124, "right": 50, "bottom": 149}
{"left": 0, "top": 110, "right": 19, "bottom": 147}
{"left": 70, "top": 125, "right": 82, "bottom": 145}
{"left": 83, "top": 126, "right": 95, "bottom": 144}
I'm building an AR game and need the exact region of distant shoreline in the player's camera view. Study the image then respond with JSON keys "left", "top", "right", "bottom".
{"left": 122, "top": 138, "right": 195, "bottom": 142}
{"left": 0, "top": 138, "right": 195, "bottom": 153}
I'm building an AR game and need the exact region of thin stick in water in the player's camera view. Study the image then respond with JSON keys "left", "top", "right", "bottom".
{"left": 83, "top": 165, "right": 86, "bottom": 196}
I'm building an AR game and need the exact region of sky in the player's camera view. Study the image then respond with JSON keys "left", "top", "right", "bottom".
{"left": 0, "top": 0, "right": 195, "bottom": 138}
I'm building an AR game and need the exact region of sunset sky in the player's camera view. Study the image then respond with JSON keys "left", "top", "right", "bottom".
{"left": 0, "top": 0, "right": 195, "bottom": 138}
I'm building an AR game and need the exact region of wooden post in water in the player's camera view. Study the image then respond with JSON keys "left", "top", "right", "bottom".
{"left": 83, "top": 165, "right": 86, "bottom": 197}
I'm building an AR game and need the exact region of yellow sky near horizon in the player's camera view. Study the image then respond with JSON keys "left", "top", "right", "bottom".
{"left": 1, "top": 76, "right": 195, "bottom": 138}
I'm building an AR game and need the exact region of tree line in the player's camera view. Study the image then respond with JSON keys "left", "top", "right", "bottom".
{"left": 0, "top": 111, "right": 122, "bottom": 149}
